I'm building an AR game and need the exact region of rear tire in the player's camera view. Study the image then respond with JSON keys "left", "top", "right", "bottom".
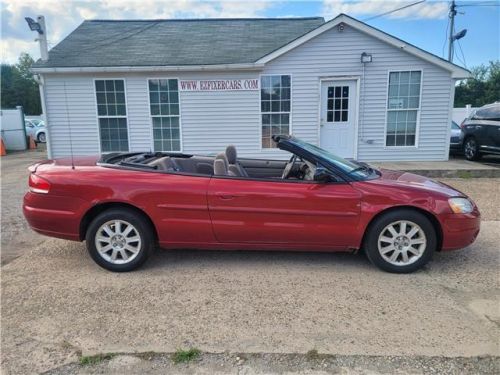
{"left": 363, "top": 209, "right": 436, "bottom": 273}
{"left": 85, "top": 208, "right": 153, "bottom": 272}
{"left": 463, "top": 137, "right": 481, "bottom": 161}
{"left": 37, "top": 132, "right": 46, "bottom": 143}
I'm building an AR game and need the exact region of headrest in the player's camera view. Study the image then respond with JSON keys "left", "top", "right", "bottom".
{"left": 225, "top": 145, "right": 237, "bottom": 164}
{"left": 215, "top": 152, "right": 228, "bottom": 168}
{"left": 213, "top": 159, "right": 227, "bottom": 176}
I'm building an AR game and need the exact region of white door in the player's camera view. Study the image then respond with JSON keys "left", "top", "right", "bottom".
{"left": 320, "top": 80, "right": 357, "bottom": 158}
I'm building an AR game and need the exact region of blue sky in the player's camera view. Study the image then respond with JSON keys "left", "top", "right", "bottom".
{"left": 1, "top": 1, "right": 498, "bottom": 68}
{"left": 268, "top": 0, "right": 499, "bottom": 68}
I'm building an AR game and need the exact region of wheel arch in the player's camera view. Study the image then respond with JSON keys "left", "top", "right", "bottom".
{"left": 361, "top": 205, "right": 443, "bottom": 252}
{"left": 79, "top": 202, "right": 159, "bottom": 242}
{"left": 463, "top": 134, "right": 476, "bottom": 145}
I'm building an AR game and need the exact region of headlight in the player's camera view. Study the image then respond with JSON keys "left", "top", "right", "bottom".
{"left": 448, "top": 197, "right": 474, "bottom": 214}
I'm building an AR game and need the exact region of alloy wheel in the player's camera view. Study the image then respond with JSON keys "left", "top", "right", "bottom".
{"left": 464, "top": 138, "right": 477, "bottom": 159}
{"left": 95, "top": 220, "right": 142, "bottom": 264}
{"left": 38, "top": 133, "right": 46, "bottom": 142}
{"left": 377, "top": 220, "right": 427, "bottom": 266}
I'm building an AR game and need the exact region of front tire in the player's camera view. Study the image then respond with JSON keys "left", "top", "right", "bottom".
{"left": 363, "top": 209, "right": 437, "bottom": 273}
{"left": 464, "top": 137, "right": 481, "bottom": 161}
{"left": 85, "top": 208, "right": 153, "bottom": 272}
{"left": 37, "top": 132, "right": 46, "bottom": 143}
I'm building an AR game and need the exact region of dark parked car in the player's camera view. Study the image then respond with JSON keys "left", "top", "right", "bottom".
{"left": 449, "top": 121, "right": 464, "bottom": 153}
{"left": 461, "top": 103, "right": 500, "bottom": 160}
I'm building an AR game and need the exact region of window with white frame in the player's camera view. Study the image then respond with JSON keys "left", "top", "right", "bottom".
{"left": 386, "top": 71, "right": 421, "bottom": 147}
{"left": 148, "top": 79, "right": 181, "bottom": 152}
{"left": 95, "top": 80, "right": 129, "bottom": 152}
{"left": 261, "top": 75, "right": 291, "bottom": 148}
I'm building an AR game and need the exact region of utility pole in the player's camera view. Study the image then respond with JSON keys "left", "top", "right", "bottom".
{"left": 448, "top": 0, "right": 456, "bottom": 62}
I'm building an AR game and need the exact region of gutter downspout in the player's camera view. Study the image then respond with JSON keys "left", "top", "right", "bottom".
{"left": 33, "top": 73, "right": 52, "bottom": 158}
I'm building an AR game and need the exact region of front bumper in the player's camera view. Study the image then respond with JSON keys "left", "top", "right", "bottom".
{"left": 440, "top": 211, "right": 481, "bottom": 250}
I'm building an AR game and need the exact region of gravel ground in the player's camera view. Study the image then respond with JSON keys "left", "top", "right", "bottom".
{"left": 1, "top": 147, "right": 47, "bottom": 265}
{"left": 45, "top": 353, "right": 500, "bottom": 375}
{"left": 1, "top": 150, "right": 499, "bottom": 374}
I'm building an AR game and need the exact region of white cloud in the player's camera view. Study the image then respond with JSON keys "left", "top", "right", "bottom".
{"left": 0, "top": 38, "right": 37, "bottom": 63}
{"left": 322, "top": 0, "right": 448, "bottom": 20}
{"left": 0, "top": 0, "right": 274, "bottom": 63}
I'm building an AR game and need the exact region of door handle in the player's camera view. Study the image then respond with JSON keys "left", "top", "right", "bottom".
{"left": 216, "top": 194, "right": 240, "bottom": 200}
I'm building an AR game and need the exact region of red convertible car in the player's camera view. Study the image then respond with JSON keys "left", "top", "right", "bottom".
{"left": 23, "top": 136, "right": 480, "bottom": 273}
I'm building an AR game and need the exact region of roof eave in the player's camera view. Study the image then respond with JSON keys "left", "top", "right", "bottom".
{"left": 31, "top": 62, "right": 265, "bottom": 74}
{"left": 256, "top": 14, "right": 471, "bottom": 79}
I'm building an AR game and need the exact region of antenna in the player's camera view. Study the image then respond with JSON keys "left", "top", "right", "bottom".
{"left": 63, "top": 81, "right": 75, "bottom": 169}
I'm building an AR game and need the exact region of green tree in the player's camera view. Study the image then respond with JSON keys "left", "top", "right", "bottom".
{"left": 1, "top": 52, "right": 42, "bottom": 115}
{"left": 455, "top": 61, "right": 500, "bottom": 107}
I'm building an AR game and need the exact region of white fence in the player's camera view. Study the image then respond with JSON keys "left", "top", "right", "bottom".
{"left": 0, "top": 106, "right": 27, "bottom": 151}
{"left": 452, "top": 105, "right": 477, "bottom": 125}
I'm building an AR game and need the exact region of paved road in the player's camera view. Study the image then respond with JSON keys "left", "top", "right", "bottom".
{"left": 1, "top": 150, "right": 499, "bottom": 374}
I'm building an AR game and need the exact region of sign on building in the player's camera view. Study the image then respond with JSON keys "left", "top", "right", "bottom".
{"left": 179, "top": 79, "right": 260, "bottom": 91}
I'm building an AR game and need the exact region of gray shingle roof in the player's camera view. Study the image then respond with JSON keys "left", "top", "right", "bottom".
{"left": 34, "top": 18, "right": 325, "bottom": 68}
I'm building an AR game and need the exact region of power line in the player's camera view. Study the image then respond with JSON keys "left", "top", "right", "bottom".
{"left": 363, "top": 0, "right": 426, "bottom": 21}
{"left": 457, "top": 38, "right": 467, "bottom": 68}
{"left": 442, "top": 16, "right": 450, "bottom": 58}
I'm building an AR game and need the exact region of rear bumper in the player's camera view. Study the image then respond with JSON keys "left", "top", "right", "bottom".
{"left": 440, "top": 211, "right": 481, "bottom": 251}
{"left": 449, "top": 143, "right": 463, "bottom": 151}
{"left": 23, "top": 192, "right": 87, "bottom": 241}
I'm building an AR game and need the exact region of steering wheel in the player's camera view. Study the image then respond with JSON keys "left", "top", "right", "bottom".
{"left": 282, "top": 154, "right": 298, "bottom": 179}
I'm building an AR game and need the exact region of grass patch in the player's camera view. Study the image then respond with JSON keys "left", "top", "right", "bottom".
{"left": 306, "top": 349, "right": 320, "bottom": 360}
{"left": 172, "top": 348, "right": 201, "bottom": 364}
{"left": 457, "top": 170, "right": 473, "bottom": 179}
{"left": 79, "top": 353, "right": 116, "bottom": 366}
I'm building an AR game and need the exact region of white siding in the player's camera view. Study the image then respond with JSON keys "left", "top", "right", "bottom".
{"left": 44, "top": 72, "right": 266, "bottom": 158}
{"left": 262, "top": 24, "right": 454, "bottom": 161}
{"left": 44, "top": 75, "right": 100, "bottom": 157}
{"left": 43, "top": 24, "right": 455, "bottom": 161}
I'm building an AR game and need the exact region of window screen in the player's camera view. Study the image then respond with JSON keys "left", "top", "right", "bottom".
{"left": 386, "top": 71, "right": 421, "bottom": 147}
{"left": 261, "top": 75, "right": 291, "bottom": 148}
{"left": 95, "top": 80, "right": 129, "bottom": 152}
{"left": 149, "top": 79, "right": 181, "bottom": 152}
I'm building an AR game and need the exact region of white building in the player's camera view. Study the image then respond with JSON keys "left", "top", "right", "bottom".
{"left": 32, "top": 14, "right": 470, "bottom": 161}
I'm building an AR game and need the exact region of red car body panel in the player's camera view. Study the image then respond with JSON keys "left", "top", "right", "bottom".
{"left": 23, "top": 157, "right": 480, "bottom": 253}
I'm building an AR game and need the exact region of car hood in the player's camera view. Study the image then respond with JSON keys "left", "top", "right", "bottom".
{"left": 366, "top": 168, "right": 466, "bottom": 197}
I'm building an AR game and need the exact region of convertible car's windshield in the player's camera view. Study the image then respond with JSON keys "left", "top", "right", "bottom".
{"left": 286, "top": 138, "right": 372, "bottom": 178}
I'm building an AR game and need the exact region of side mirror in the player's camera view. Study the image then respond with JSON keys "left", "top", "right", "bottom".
{"left": 314, "top": 167, "right": 333, "bottom": 183}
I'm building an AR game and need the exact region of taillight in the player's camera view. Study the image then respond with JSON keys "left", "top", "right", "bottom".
{"left": 29, "top": 174, "right": 51, "bottom": 194}
{"left": 460, "top": 120, "right": 466, "bottom": 129}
